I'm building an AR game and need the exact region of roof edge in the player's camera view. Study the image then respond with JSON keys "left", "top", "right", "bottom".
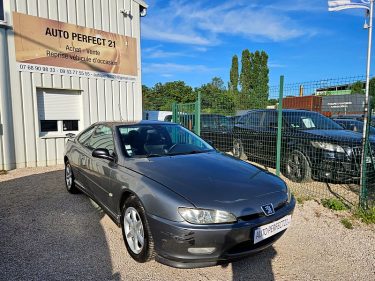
{"left": 133, "top": 0, "right": 148, "bottom": 9}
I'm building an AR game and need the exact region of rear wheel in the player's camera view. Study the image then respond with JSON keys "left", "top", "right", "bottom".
{"left": 284, "top": 150, "right": 311, "bottom": 183}
{"left": 233, "top": 139, "right": 247, "bottom": 160}
{"left": 65, "top": 161, "right": 80, "bottom": 194}
{"left": 121, "top": 196, "right": 155, "bottom": 263}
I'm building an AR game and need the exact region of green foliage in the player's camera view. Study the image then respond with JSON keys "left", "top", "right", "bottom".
{"left": 197, "top": 77, "right": 235, "bottom": 116}
{"left": 143, "top": 49, "right": 270, "bottom": 114}
{"left": 340, "top": 218, "right": 353, "bottom": 229}
{"left": 143, "top": 81, "right": 195, "bottom": 110}
{"left": 321, "top": 198, "right": 348, "bottom": 211}
{"left": 350, "top": 81, "right": 365, "bottom": 94}
{"left": 229, "top": 55, "right": 239, "bottom": 93}
{"left": 240, "top": 49, "right": 251, "bottom": 95}
{"left": 295, "top": 195, "right": 312, "bottom": 205}
{"left": 238, "top": 49, "right": 269, "bottom": 109}
{"left": 268, "top": 99, "right": 278, "bottom": 106}
{"left": 353, "top": 207, "right": 375, "bottom": 224}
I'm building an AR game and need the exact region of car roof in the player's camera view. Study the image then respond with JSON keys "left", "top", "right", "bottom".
{"left": 334, "top": 119, "right": 362, "bottom": 123}
{"left": 243, "top": 109, "right": 315, "bottom": 114}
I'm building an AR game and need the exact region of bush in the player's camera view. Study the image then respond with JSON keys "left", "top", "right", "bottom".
{"left": 321, "top": 198, "right": 348, "bottom": 211}
{"left": 340, "top": 218, "right": 353, "bottom": 229}
{"left": 353, "top": 207, "right": 375, "bottom": 224}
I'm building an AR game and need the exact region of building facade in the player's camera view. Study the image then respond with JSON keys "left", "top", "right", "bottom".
{"left": 0, "top": 0, "right": 147, "bottom": 170}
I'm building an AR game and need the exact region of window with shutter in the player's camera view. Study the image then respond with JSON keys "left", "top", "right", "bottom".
{"left": 37, "top": 89, "right": 82, "bottom": 136}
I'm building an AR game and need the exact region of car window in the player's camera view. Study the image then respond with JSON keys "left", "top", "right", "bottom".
{"left": 118, "top": 124, "right": 213, "bottom": 158}
{"left": 77, "top": 126, "right": 96, "bottom": 145}
{"left": 241, "top": 112, "right": 262, "bottom": 127}
{"left": 87, "top": 125, "right": 115, "bottom": 153}
{"left": 262, "top": 112, "right": 278, "bottom": 128}
{"left": 284, "top": 112, "right": 343, "bottom": 130}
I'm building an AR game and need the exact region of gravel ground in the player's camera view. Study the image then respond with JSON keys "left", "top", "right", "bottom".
{"left": 0, "top": 166, "right": 374, "bottom": 281}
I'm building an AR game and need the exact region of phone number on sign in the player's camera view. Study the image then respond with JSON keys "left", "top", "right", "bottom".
{"left": 17, "top": 63, "right": 136, "bottom": 81}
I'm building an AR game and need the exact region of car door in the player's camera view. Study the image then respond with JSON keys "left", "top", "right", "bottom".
{"left": 238, "top": 111, "right": 263, "bottom": 160}
{"left": 258, "top": 111, "right": 278, "bottom": 166}
{"left": 84, "top": 125, "right": 116, "bottom": 208}
{"left": 70, "top": 125, "right": 96, "bottom": 188}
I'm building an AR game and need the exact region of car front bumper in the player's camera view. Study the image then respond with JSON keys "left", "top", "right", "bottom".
{"left": 147, "top": 197, "right": 296, "bottom": 268}
{"left": 312, "top": 150, "right": 375, "bottom": 182}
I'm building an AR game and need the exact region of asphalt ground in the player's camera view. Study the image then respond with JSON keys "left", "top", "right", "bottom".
{"left": 0, "top": 166, "right": 374, "bottom": 281}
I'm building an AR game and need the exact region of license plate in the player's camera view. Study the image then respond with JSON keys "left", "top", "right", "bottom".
{"left": 253, "top": 215, "right": 292, "bottom": 244}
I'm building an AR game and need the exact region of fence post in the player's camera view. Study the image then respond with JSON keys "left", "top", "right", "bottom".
{"left": 360, "top": 104, "right": 372, "bottom": 208}
{"left": 276, "top": 75, "right": 284, "bottom": 177}
{"left": 195, "top": 91, "right": 201, "bottom": 136}
{"left": 172, "top": 102, "right": 177, "bottom": 123}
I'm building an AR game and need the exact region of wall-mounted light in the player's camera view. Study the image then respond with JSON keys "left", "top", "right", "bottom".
{"left": 120, "top": 9, "right": 132, "bottom": 18}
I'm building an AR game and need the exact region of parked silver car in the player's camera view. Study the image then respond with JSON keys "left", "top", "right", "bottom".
{"left": 64, "top": 121, "right": 295, "bottom": 268}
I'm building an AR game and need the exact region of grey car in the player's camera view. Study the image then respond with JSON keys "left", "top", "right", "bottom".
{"left": 64, "top": 121, "right": 295, "bottom": 268}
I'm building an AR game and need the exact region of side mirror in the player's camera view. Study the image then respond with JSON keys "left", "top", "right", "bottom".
{"left": 92, "top": 148, "right": 115, "bottom": 161}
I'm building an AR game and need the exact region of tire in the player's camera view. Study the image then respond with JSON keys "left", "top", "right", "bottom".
{"left": 284, "top": 150, "right": 311, "bottom": 183}
{"left": 65, "top": 161, "right": 80, "bottom": 194}
{"left": 121, "top": 196, "right": 155, "bottom": 263}
{"left": 233, "top": 139, "right": 247, "bottom": 160}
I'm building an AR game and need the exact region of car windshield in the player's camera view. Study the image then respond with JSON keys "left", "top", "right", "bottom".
{"left": 117, "top": 123, "right": 214, "bottom": 158}
{"left": 284, "top": 112, "right": 343, "bottom": 130}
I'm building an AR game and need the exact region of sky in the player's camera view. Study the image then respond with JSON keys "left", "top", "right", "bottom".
{"left": 140, "top": 0, "right": 374, "bottom": 88}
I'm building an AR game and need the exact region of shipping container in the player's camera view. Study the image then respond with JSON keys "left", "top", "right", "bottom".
{"left": 282, "top": 96, "right": 322, "bottom": 112}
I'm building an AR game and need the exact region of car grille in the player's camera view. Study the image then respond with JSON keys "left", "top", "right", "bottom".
{"left": 352, "top": 146, "right": 375, "bottom": 159}
{"left": 239, "top": 201, "right": 288, "bottom": 221}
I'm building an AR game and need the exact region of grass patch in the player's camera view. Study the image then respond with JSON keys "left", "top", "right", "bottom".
{"left": 341, "top": 218, "right": 353, "bottom": 229}
{"left": 353, "top": 207, "right": 375, "bottom": 224}
{"left": 321, "top": 198, "right": 348, "bottom": 211}
{"left": 295, "top": 195, "right": 312, "bottom": 205}
{"left": 0, "top": 170, "right": 7, "bottom": 175}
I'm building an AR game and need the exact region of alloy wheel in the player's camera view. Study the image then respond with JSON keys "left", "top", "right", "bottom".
{"left": 123, "top": 207, "right": 145, "bottom": 254}
{"left": 65, "top": 163, "right": 73, "bottom": 189}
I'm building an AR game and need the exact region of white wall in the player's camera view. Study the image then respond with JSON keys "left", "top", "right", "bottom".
{"left": 0, "top": 0, "right": 145, "bottom": 169}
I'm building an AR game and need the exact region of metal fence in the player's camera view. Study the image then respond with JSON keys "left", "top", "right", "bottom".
{"left": 172, "top": 76, "right": 375, "bottom": 209}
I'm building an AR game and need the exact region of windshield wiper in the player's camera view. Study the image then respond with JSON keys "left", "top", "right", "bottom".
{"left": 167, "top": 149, "right": 213, "bottom": 156}
{"left": 146, "top": 153, "right": 163, "bottom": 158}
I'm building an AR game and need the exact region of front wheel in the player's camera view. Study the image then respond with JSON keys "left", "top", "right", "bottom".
{"left": 233, "top": 139, "right": 247, "bottom": 160}
{"left": 65, "top": 161, "right": 80, "bottom": 194}
{"left": 121, "top": 196, "right": 155, "bottom": 263}
{"left": 284, "top": 150, "right": 311, "bottom": 183}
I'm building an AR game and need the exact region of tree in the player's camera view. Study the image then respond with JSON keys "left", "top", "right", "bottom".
{"left": 197, "top": 77, "right": 235, "bottom": 115}
{"left": 350, "top": 81, "right": 365, "bottom": 94}
{"left": 229, "top": 55, "right": 239, "bottom": 93}
{"left": 142, "top": 81, "right": 194, "bottom": 111}
{"left": 240, "top": 49, "right": 251, "bottom": 94}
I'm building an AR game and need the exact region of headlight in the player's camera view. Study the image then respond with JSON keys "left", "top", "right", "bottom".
{"left": 178, "top": 208, "right": 237, "bottom": 224}
{"left": 311, "top": 141, "right": 345, "bottom": 153}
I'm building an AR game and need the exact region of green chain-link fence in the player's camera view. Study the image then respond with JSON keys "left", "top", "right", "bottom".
{"left": 169, "top": 76, "right": 374, "bottom": 208}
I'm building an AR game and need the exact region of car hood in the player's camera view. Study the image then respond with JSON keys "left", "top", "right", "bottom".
{"left": 125, "top": 152, "right": 288, "bottom": 218}
{"left": 301, "top": 129, "right": 364, "bottom": 144}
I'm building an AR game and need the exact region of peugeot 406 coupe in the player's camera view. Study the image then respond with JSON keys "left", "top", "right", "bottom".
{"left": 64, "top": 121, "right": 295, "bottom": 268}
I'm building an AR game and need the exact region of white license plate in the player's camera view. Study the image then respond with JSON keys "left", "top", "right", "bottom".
{"left": 253, "top": 215, "right": 292, "bottom": 244}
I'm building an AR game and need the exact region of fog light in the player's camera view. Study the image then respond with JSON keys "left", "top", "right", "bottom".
{"left": 188, "top": 247, "right": 216, "bottom": 254}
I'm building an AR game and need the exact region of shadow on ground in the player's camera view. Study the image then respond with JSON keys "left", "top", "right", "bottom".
{"left": 230, "top": 247, "right": 277, "bottom": 281}
{"left": 0, "top": 170, "right": 120, "bottom": 281}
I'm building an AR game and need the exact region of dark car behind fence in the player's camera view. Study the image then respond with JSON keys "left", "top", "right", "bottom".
{"left": 161, "top": 76, "right": 375, "bottom": 209}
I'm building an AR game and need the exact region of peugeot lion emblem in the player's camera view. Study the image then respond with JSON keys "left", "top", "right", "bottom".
{"left": 261, "top": 204, "right": 275, "bottom": 216}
